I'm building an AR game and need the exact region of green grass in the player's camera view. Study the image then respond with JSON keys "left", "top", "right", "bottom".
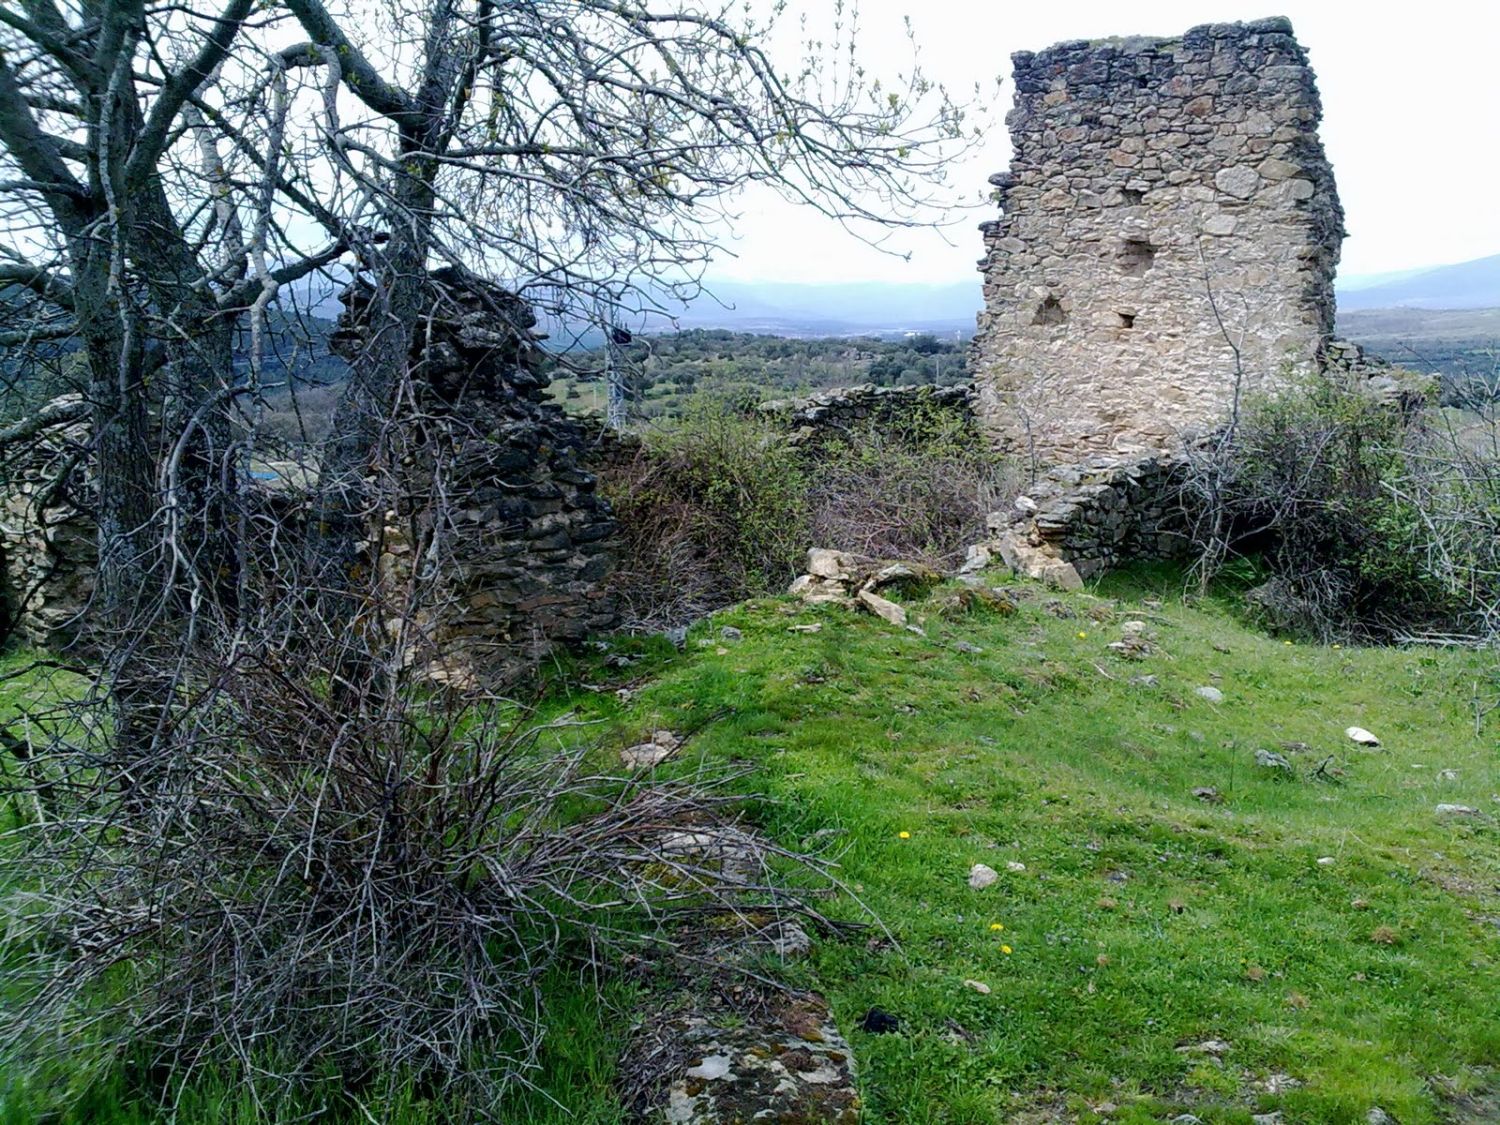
{"left": 551, "top": 565, "right": 1500, "bottom": 1122}
{"left": 3, "top": 567, "right": 1499, "bottom": 1121}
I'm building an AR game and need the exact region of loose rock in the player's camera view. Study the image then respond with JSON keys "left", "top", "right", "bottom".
{"left": 857, "top": 588, "right": 907, "bottom": 627}
{"left": 620, "top": 729, "right": 682, "bottom": 770}
{"left": 968, "top": 863, "right": 999, "bottom": 890}
{"left": 1346, "top": 726, "right": 1380, "bottom": 746}
{"left": 1256, "top": 748, "right": 1293, "bottom": 772}
{"left": 1194, "top": 685, "right": 1225, "bottom": 704}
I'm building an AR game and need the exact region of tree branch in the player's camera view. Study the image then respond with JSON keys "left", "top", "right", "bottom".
{"left": 0, "top": 261, "right": 76, "bottom": 308}
{"left": 125, "top": 0, "right": 255, "bottom": 190}
{"left": 0, "top": 396, "right": 87, "bottom": 448}
{"left": 278, "top": 9, "right": 419, "bottom": 127}
{"left": 0, "top": 50, "right": 88, "bottom": 218}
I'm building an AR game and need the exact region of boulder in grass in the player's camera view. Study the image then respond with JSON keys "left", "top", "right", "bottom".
{"left": 856, "top": 588, "right": 907, "bottom": 627}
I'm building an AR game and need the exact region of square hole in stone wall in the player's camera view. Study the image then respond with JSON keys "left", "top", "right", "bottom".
{"left": 1117, "top": 312, "right": 1137, "bottom": 329}
{"left": 1032, "top": 295, "right": 1067, "bottom": 325}
{"left": 1118, "top": 238, "right": 1155, "bottom": 277}
{"left": 1120, "top": 188, "right": 1145, "bottom": 205}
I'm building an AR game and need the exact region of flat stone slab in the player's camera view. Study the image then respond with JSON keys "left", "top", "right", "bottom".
{"left": 628, "top": 991, "right": 860, "bottom": 1124}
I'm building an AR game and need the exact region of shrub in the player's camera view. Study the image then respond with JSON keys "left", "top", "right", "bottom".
{"left": 1187, "top": 372, "right": 1500, "bottom": 640}
{"left": 0, "top": 646, "right": 810, "bottom": 1114}
{"left": 600, "top": 396, "right": 1016, "bottom": 628}
{"left": 808, "top": 410, "right": 1016, "bottom": 569}
{"left": 600, "top": 401, "right": 811, "bottom": 629}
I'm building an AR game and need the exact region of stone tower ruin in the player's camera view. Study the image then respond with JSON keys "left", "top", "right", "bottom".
{"left": 971, "top": 17, "right": 1344, "bottom": 463}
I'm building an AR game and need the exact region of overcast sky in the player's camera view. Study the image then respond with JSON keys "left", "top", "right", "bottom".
{"left": 712, "top": 1, "right": 1500, "bottom": 286}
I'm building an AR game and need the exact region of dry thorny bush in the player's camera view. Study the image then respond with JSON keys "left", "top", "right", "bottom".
{"left": 0, "top": 445, "right": 829, "bottom": 1115}
{"left": 808, "top": 423, "right": 1019, "bottom": 570}
{"left": 601, "top": 404, "right": 1016, "bottom": 631}
{"left": 0, "top": 640, "right": 829, "bottom": 1111}
{"left": 1181, "top": 374, "right": 1500, "bottom": 642}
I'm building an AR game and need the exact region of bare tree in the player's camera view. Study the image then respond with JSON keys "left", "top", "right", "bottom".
{"left": 0, "top": 0, "right": 980, "bottom": 1110}
{"left": 0, "top": 0, "right": 355, "bottom": 784}
{"left": 258, "top": 0, "right": 981, "bottom": 615}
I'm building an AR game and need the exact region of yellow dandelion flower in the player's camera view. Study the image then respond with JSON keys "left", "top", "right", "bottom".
{"left": 1001, "top": 944, "right": 1013, "bottom": 954}
{"left": 898, "top": 831, "right": 910, "bottom": 839}
{"left": 1284, "top": 640, "right": 1293, "bottom": 646}
{"left": 1077, "top": 631, "right": 1088, "bottom": 639}
{"left": 989, "top": 923, "right": 1004, "bottom": 931}
{"left": 1332, "top": 643, "right": 1342, "bottom": 650}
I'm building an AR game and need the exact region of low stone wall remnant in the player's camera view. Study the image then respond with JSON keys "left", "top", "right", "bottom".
{"left": 0, "top": 272, "right": 619, "bottom": 687}
{"left": 758, "top": 382, "right": 975, "bottom": 445}
{"left": 977, "top": 454, "right": 1195, "bottom": 590}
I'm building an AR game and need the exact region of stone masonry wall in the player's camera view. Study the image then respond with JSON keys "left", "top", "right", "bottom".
{"left": 0, "top": 397, "right": 95, "bottom": 649}
{"left": 972, "top": 17, "right": 1344, "bottom": 463}
{"left": 0, "top": 274, "right": 619, "bottom": 685}
{"left": 980, "top": 454, "right": 1193, "bottom": 590}
{"left": 341, "top": 270, "right": 618, "bottom": 687}
{"left": 757, "top": 382, "right": 975, "bottom": 445}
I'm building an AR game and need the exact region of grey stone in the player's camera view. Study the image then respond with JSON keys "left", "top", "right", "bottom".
{"left": 1213, "top": 164, "right": 1261, "bottom": 198}
{"left": 1256, "top": 748, "right": 1294, "bottom": 772}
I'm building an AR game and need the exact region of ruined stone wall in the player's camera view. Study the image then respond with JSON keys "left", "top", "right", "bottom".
{"left": 757, "top": 382, "right": 975, "bottom": 445}
{"left": 972, "top": 17, "right": 1343, "bottom": 463}
{"left": 980, "top": 454, "right": 1194, "bottom": 590}
{"left": 0, "top": 398, "right": 95, "bottom": 649}
{"left": 0, "top": 275, "right": 619, "bottom": 685}
{"left": 342, "top": 271, "right": 618, "bottom": 687}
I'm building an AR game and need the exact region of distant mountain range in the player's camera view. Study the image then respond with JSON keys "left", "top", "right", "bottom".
{"left": 640, "top": 278, "right": 981, "bottom": 339}
{"left": 643, "top": 254, "right": 1500, "bottom": 336}
{"left": 1336, "top": 254, "right": 1500, "bottom": 311}
{"left": 275, "top": 252, "right": 1500, "bottom": 343}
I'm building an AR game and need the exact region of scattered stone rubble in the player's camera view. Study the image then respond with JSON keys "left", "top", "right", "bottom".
{"left": 787, "top": 549, "right": 943, "bottom": 626}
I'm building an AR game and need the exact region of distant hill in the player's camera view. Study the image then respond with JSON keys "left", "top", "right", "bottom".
{"left": 1337, "top": 254, "right": 1500, "bottom": 311}
{"left": 646, "top": 279, "right": 981, "bottom": 338}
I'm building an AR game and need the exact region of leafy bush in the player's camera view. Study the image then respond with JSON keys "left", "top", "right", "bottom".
{"left": 601, "top": 401, "right": 812, "bottom": 629}
{"left": 1189, "top": 373, "right": 1500, "bottom": 640}
{"left": 600, "top": 396, "right": 1015, "bottom": 628}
